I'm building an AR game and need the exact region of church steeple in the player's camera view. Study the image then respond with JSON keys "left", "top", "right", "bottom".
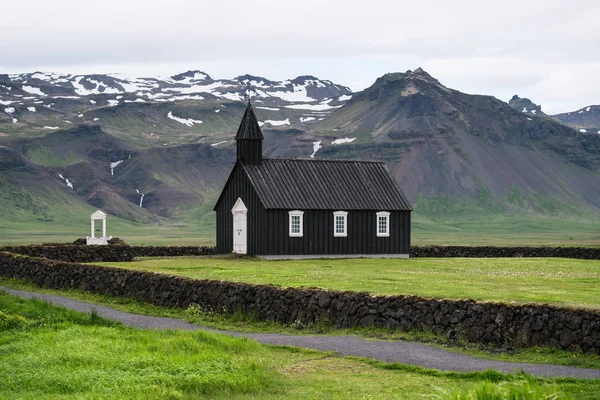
{"left": 235, "top": 100, "right": 263, "bottom": 165}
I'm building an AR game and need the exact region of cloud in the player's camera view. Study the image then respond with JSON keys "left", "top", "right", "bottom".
{"left": 1, "top": 0, "right": 598, "bottom": 113}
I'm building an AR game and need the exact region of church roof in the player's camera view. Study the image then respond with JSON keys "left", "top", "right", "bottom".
{"left": 241, "top": 158, "right": 412, "bottom": 210}
{"left": 235, "top": 101, "right": 264, "bottom": 140}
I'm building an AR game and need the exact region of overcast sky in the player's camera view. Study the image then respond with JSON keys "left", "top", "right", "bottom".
{"left": 2, "top": 0, "right": 598, "bottom": 114}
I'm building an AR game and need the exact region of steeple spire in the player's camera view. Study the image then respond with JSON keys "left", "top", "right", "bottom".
{"left": 235, "top": 101, "right": 263, "bottom": 165}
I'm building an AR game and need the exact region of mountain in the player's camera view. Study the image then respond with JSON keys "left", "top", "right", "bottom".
{"left": 508, "top": 95, "right": 546, "bottom": 117}
{"left": 0, "top": 70, "right": 351, "bottom": 147}
{"left": 1, "top": 67, "right": 599, "bottom": 240}
{"left": 553, "top": 105, "right": 600, "bottom": 133}
{"left": 1, "top": 124, "right": 233, "bottom": 225}
{"left": 308, "top": 68, "right": 600, "bottom": 217}
{"left": 506, "top": 95, "right": 600, "bottom": 134}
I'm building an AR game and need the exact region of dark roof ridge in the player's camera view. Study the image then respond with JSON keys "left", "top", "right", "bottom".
{"left": 260, "top": 157, "right": 385, "bottom": 164}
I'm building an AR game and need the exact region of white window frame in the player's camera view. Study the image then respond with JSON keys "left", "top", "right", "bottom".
{"left": 376, "top": 211, "right": 390, "bottom": 237}
{"left": 333, "top": 211, "right": 348, "bottom": 237}
{"left": 288, "top": 210, "right": 304, "bottom": 237}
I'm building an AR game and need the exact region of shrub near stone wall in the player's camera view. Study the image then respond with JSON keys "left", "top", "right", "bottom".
{"left": 0, "top": 252, "right": 598, "bottom": 353}
{"left": 410, "top": 246, "right": 600, "bottom": 260}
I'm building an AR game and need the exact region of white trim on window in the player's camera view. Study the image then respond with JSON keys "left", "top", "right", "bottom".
{"left": 333, "top": 211, "right": 348, "bottom": 237}
{"left": 376, "top": 211, "right": 390, "bottom": 237}
{"left": 289, "top": 210, "right": 304, "bottom": 237}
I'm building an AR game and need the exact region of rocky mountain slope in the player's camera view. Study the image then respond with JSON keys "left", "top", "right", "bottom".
{"left": 1, "top": 124, "right": 233, "bottom": 223}
{"left": 309, "top": 69, "right": 600, "bottom": 216}
{"left": 553, "top": 105, "right": 600, "bottom": 133}
{"left": 508, "top": 95, "right": 546, "bottom": 117}
{"left": 507, "top": 94, "right": 600, "bottom": 135}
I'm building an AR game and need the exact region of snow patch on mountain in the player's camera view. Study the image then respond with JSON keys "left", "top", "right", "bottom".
{"left": 72, "top": 77, "right": 120, "bottom": 96}
{"left": 263, "top": 118, "right": 290, "bottom": 126}
{"left": 22, "top": 86, "right": 46, "bottom": 96}
{"left": 256, "top": 106, "right": 280, "bottom": 111}
{"left": 310, "top": 141, "right": 322, "bottom": 158}
{"left": 332, "top": 137, "right": 356, "bottom": 145}
{"left": 171, "top": 71, "right": 209, "bottom": 84}
{"left": 58, "top": 174, "right": 74, "bottom": 189}
{"left": 167, "top": 111, "right": 203, "bottom": 127}
{"left": 269, "top": 85, "right": 315, "bottom": 102}
{"left": 110, "top": 160, "right": 124, "bottom": 175}
{"left": 285, "top": 102, "right": 343, "bottom": 111}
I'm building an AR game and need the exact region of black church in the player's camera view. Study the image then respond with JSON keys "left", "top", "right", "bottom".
{"left": 214, "top": 102, "right": 412, "bottom": 258}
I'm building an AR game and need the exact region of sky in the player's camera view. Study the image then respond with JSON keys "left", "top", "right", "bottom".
{"left": 1, "top": 0, "right": 599, "bottom": 114}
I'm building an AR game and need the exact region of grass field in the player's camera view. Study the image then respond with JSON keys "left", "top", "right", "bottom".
{"left": 98, "top": 256, "right": 600, "bottom": 310}
{"left": 2, "top": 212, "right": 600, "bottom": 247}
{"left": 1, "top": 289, "right": 598, "bottom": 399}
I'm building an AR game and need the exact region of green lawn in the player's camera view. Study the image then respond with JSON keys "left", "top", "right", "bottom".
{"left": 2, "top": 211, "right": 600, "bottom": 247}
{"left": 1, "top": 290, "right": 597, "bottom": 399}
{"left": 98, "top": 257, "right": 600, "bottom": 310}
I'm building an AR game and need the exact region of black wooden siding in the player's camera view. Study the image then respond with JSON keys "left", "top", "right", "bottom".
{"left": 216, "top": 163, "right": 411, "bottom": 255}
{"left": 257, "top": 209, "right": 410, "bottom": 255}
{"left": 236, "top": 140, "right": 262, "bottom": 166}
{"left": 215, "top": 164, "right": 264, "bottom": 254}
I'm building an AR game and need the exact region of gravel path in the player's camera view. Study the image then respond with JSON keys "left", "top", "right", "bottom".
{"left": 3, "top": 287, "right": 600, "bottom": 379}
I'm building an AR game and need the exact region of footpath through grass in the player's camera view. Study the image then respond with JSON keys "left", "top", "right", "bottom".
{"left": 3, "top": 278, "right": 600, "bottom": 372}
{"left": 98, "top": 256, "right": 600, "bottom": 310}
{"left": 1, "top": 289, "right": 599, "bottom": 399}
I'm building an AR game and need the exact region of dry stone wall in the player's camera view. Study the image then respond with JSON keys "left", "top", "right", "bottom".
{"left": 411, "top": 246, "right": 600, "bottom": 260}
{"left": 0, "top": 245, "right": 217, "bottom": 263}
{"left": 1, "top": 251, "right": 598, "bottom": 353}
{"left": 0, "top": 245, "right": 135, "bottom": 262}
{"left": 2, "top": 245, "right": 600, "bottom": 262}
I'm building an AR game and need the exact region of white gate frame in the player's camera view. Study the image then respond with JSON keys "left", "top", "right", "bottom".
{"left": 231, "top": 198, "right": 248, "bottom": 254}
{"left": 86, "top": 210, "right": 112, "bottom": 245}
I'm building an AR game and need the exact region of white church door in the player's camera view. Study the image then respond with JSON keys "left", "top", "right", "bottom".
{"left": 231, "top": 198, "right": 248, "bottom": 254}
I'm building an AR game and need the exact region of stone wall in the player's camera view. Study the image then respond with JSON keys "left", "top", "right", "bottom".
{"left": 0, "top": 245, "right": 217, "bottom": 263}
{"left": 129, "top": 246, "right": 216, "bottom": 258}
{"left": 411, "top": 246, "right": 600, "bottom": 260}
{"left": 2, "top": 244, "right": 598, "bottom": 262}
{"left": 0, "top": 245, "right": 135, "bottom": 263}
{"left": 1, "top": 251, "right": 598, "bottom": 353}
